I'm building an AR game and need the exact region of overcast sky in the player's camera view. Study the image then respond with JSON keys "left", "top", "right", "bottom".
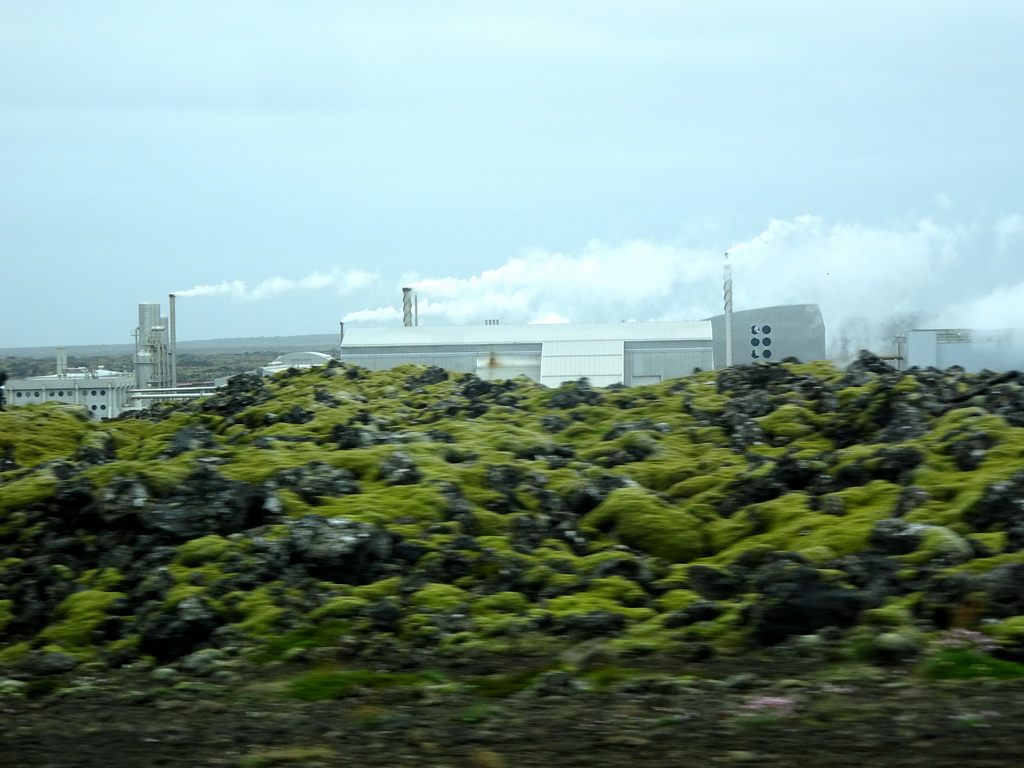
{"left": 2, "top": 1, "right": 1023, "bottom": 358}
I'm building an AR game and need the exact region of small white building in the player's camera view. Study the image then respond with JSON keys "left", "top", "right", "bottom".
{"left": 214, "top": 351, "right": 336, "bottom": 386}
{"left": 4, "top": 350, "right": 134, "bottom": 419}
{"left": 901, "top": 329, "right": 1022, "bottom": 372}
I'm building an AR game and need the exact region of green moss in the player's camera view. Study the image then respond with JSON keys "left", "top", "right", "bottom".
{"left": 50, "top": 563, "right": 74, "bottom": 581}
{"left": 0, "top": 641, "right": 31, "bottom": 664}
{"left": 0, "top": 599, "right": 14, "bottom": 633}
{"left": 465, "top": 667, "right": 553, "bottom": 697}
{"left": 39, "top": 590, "right": 126, "bottom": 650}
{"left": 286, "top": 669, "right": 443, "bottom": 701}
{"left": 0, "top": 406, "right": 92, "bottom": 466}
{"left": 523, "top": 565, "right": 580, "bottom": 591}
{"left": 582, "top": 487, "right": 707, "bottom": 562}
{"left": 175, "top": 535, "right": 236, "bottom": 567}
{"left": 0, "top": 472, "right": 59, "bottom": 517}
{"left": 703, "top": 482, "right": 901, "bottom": 565}
{"left": 862, "top": 604, "right": 915, "bottom": 629}
{"left": 539, "top": 591, "right": 655, "bottom": 623}
{"left": 587, "top": 575, "right": 648, "bottom": 607}
{"left": 472, "top": 591, "right": 530, "bottom": 616}
{"left": 255, "top": 620, "right": 353, "bottom": 662}
{"left": 988, "top": 616, "right": 1024, "bottom": 645}
{"left": 165, "top": 583, "right": 209, "bottom": 609}
{"left": 917, "top": 648, "right": 1024, "bottom": 680}
{"left": 308, "top": 595, "right": 369, "bottom": 621}
{"left": 75, "top": 568, "right": 124, "bottom": 590}
{"left": 899, "top": 526, "right": 973, "bottom": 566}
{"left": 756, "top": 404, "right": 819, "bottom": 440}
{"left": 228, "top": 586, "right": 284, "bottom": 635}
{"left": 654, "top": 588, "right": 701, "bottom": 612}
{"left": 317, "top": 484, "right": 446, "bottom": 526}
{"left": 408, "top": 583, "right": 469, "bottom": 611}
{"left": 621, "top": 443, "right": 741, "bottom": 495}
{"left": 666, "top": 473, "right": 724, "bottom": 500}
{"left": 350, "top": 577, "right": 401, "bottom": 601}
{"left": 947, "top": 550, "right": 1024, "bottom": 574}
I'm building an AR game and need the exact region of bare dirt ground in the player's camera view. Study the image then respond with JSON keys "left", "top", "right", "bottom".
{"left": 3, "top": 653, "right": 1024, "bottom": 768}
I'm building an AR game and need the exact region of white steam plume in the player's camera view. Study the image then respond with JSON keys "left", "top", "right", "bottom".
{"left": 175, "top": 268, "right": 377, "bottom": 300}
{"left": 341, "top": 213, "right": 1024, "bottom": 363}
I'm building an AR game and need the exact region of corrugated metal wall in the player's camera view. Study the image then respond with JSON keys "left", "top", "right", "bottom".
{"left": 540, "top": 340, "right": 624, "bottom": 387}
{"left": 623, "top": 340, "right": 713, "bottom": 384}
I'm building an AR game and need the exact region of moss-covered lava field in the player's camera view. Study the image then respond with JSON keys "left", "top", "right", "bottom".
{"left": 4, "top": 352, "right": 1024, "bottom": 677}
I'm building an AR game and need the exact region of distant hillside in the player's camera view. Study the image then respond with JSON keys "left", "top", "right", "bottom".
{"left": 0, "top": 333, "right": 340, "bottom": 359}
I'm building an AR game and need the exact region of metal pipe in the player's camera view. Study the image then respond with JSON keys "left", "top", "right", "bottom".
{"left": 169, "top": 293, "right": 177, "bottom": 387}
{"left": 724, "top": 253, "right": 734, "bottom": 368}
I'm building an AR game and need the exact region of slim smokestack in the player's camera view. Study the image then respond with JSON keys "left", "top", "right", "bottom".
{"left": 402, "top": 287, "right": 413, "bottom": 327}
{"left": 56, "top": 347, "right": 67, "bottom": 377}
{"left": 724, "top": 253, "right": 734, "bottom": 368}
{"left": 169, "top": 293, "right": 177, "bottom": 387}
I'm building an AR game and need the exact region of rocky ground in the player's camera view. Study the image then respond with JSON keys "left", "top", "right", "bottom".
{"left": 3, "top": 652, "right": 1024, "bottom": 768}
{"left": 6, "top": 354, "right": 1024, "bottom": 766}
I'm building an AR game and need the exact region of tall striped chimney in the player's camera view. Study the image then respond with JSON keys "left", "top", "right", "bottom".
{"left": 402, "top": 287, "right": 413, "bottom": 327}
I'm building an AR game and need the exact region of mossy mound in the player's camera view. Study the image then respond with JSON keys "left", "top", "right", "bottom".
{"left": 4, "top": 353, "right": 1024, "bottom": 670}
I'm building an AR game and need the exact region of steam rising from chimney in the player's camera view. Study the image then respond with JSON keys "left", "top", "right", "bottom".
{"left": 174, "top": 268, "right": 377, "bottom": 300}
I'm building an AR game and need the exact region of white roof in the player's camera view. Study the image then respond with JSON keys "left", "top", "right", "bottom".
{"left": 343, "top": 320, "right": 712, "bottom": 347}
{"left": 9, "top": 369, "right": 132, "bottom": 383}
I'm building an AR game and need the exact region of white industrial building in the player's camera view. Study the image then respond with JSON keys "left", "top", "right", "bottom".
{"left": 899, "top": 329, "right": 1022, "bottom": 372}
{"left": 1, "top": 286, "right": 830, "bottom": 422}
{"left": 341, "top": 321, "right": 713, "bottom": 388}
{"left": 3, "top": 348, "right": 134, "bottom": 418}
{"left": 3, "top": 299, "right": 212, "bottom": 420}
{"left": 340, "top": 303, "right": 826, "bottom": 386}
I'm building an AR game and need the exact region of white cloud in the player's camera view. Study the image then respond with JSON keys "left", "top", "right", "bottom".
{"left": 942, "top": 280, "right": 1024, "bottom": 330}
{"left": 344, "top": 213, "right": 1024, "bottom": 362}
{"left": 996, "top": 214, "right": 1024, "bottom": 251}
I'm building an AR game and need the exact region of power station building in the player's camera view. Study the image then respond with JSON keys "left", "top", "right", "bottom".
{"left": 1, "top": 294, "right": 828, "bottom": 422}
{"left": 3, "top": 299, "right": 214, "bottom": 420}
{"left": 340, "top": 303, "right": 826, "bottom": 386}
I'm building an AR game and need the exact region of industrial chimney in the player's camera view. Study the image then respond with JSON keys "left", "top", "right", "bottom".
{"left": 724, "top": 253, "right": 734, "bottom": 368}
{"left": 169, "top": 293, "right": 178, "bottom": 387}
{"left": 402, "top": 287, "right": 413, "bottom": 327}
